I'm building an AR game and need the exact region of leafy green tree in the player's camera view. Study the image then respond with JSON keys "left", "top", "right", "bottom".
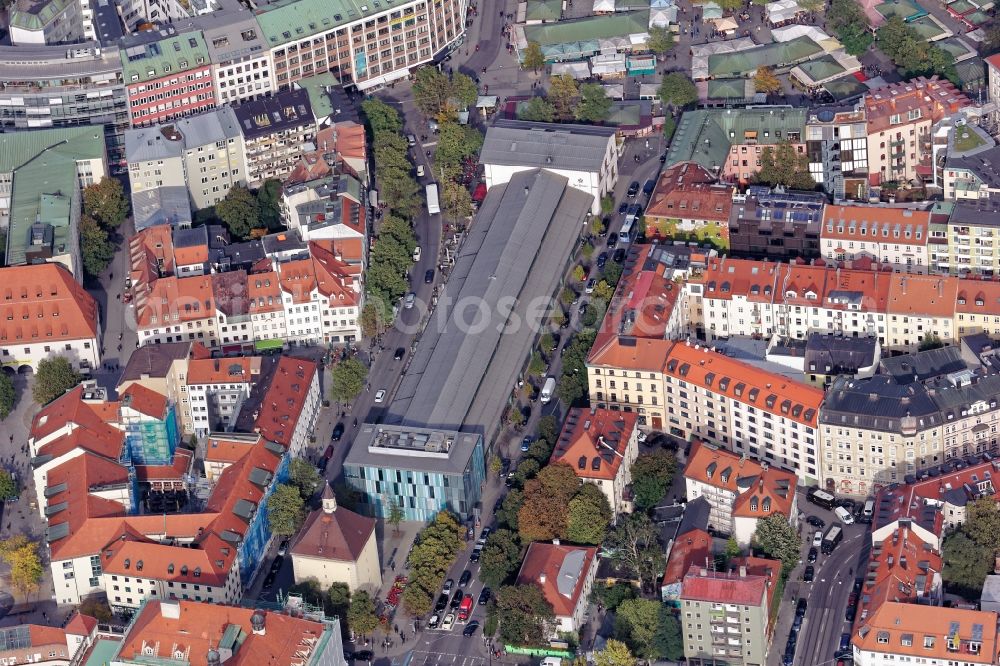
{"left": 403, "top": 511, "right": 465, "bottom": 616}
{"left": 519, "top": 97, "right": 555, "bottom": 123}
{"left": 377, "top": 167, "right": 421, "bottom": 218}
{"left": 943, "top": 530, "right": 994, "bottom": 597}
{"left": 289, "top": 458, "right": 322, "bottom": 499}
{"left": 496, "top": 489, "right": 524, "bottom": 530}
{"left": 595, "top": 639, "right": 635, "bottom": 666}
{"left": 347, "top": 590, "right": 379, "bottom": 637}
{"left": 0, "top": 470, "right": 17, "bottom": 502}
{"left": 83, "top": 177, "right": 129, "bottom": 227}
{"left": 566, "top": 483, "right": 612, "bottom": 544}
{"left": 576, "top": 83, "right": 612, "bottom": 123}
{"left": 919, "top": 334, "right": 944, "bottom": 351}
{"left": 826, "top": 0, "right": 874, "bottom": 55}
{"left": 537, "top": 414, "right": 559, "bottom": 444}
{"left": 374, "top": 134, "right": 412, "bottom": 172}
{"left": 756, "top": 142, "right": 815, "bottom": 190}
{"left": 512, "top": 458, "right": 540, "bottom": 488}
{"left": 79, "top": 598, "right": 113, "bottom": 623}
{"left": 724, "top": 537, "right": 743, "bottom": 562}
{"left": 267, "top": 483, "right": 306, "bottom": 536}
{"left": 659, "top": 73, "right": 698, "bottom": 109}
{"left": 442, "top": 180, "right": 473, "bottom": 222}
{"left": 547, "top": 75, "right": 579, "bottom": 122}
{"left": 752, "top": 514, "right": 801, "bottom": 575}
{"left": 450, "top": 73, "right": 479, "bottom": 108}
{"left": 877, "top": 15, "right": 956, "bottom": 81}
{"left": 522, "top": 41, "right": 546, "bottom": 72}
{"left": 558, "top": 329, "right": 596, "bottom": 405}
{"left": 480, "top": 529, "right": 522, "bottom": 588}
{"left": 754, "top": 66, "right": 781, "bottom": 95}
{"left": 645, "top": 26, "right": 674, "bottom": 58}
{"left": 435, "top": 122, "right": 484, "bottom": 174}
{"left": 361, "top": 99, "right": 403, "bottom": 134}
{"left": 413, "top": 67, "right": 452, "bottom": 117}
{"left": 289, "top": 578, "right": 331, "bottom": 613}
{"left": 329, "top": 358, "right": 368, "bottom": 404}
{"left": 631, "top": 450, "right": 678, "bottom": 511}
{"left": 0, "top": 373, "right": 14, "bottom": 420}
{"left": 590, "top": 582, "right": 637, "bottom": 611}
{"left": 257, "top": 179, "right": 284, "bottom": 230}
{"left": 216, "top": 185, "right": 260, "bottom": 239}
{"left": 652, "top": 607, "right": 685, "bottom": 660}
{"left": 593, "top": 280, "right": 614, "bottom": 303}
{"left": 33, "top": 356, "right": 81, "bottom": 405}
{"left": 605, "top": 513, "right": 665, "bottom": 593}
{"left": 496, "top": 584, "right": 555, "bottom": 646}
{"left": 518, "top": 463, "right": 581, "bottom": 542}
{"left": 328, "top": 582, "right": 351, "bottom": 621}
{"left": 387, "top": 497, "right": 405, "bottom": 535}
{"left": 615, "top": 598, "right": 661, "bottom": 658}
{"left": 80, "top": 215, "right": 116, "bottom": 278}
{"left": 966, "top": 498, "right": 1000, "bottom": 551}
{"left": 602, "top": 260, "right": 624, "bottom": 287}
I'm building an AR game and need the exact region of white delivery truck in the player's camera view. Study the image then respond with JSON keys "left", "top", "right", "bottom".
{"left": 426, "top": 182, "right": 440, "bottom": 215}
{"left": 540, "top": 377, "right": 556, "bottom": 404}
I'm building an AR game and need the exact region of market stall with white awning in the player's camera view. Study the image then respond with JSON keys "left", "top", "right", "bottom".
{"left": 591, "top": 52, "right": 628, "bottom": 76}
{"left": 551, "top": 60, "right": 593, "bottom": 79}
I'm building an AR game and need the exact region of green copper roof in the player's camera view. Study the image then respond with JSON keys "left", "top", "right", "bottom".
{"left": 255, "top": 0, "right": 419, "bottom": 47}
{"left": 1, "top": 126, "right": 106, "bottom": 268}
{"left": 667, "top": 107, "right": 808, "bottom": 172}
{"left": 10, "top": 0, "right": 74, "bottom": 30}
{"left": 708, "top": 36, "right": 823, "bottom": 77}
{"left": 294, "top": 71, "right": 338, "bottom": 119}
{"left": 522, "top": 10, "right": 650, "bottom": 46}
{"left": 120, "top": 31, "right": 211, "bottom": 84}
{"left": 526, "top": 0, "right": 562, "bottom": 21}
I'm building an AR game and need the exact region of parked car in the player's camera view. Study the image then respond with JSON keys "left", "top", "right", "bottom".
{"left": 428, "top": 614, "right": 440, "bottom": 629}
{"left": 627, "top": 181, "right": 640, "bottom": 197}
{"left": 416, "top": 164, "right": 425, "bottom": 177}
{"left": 435, "top": 594, "right": 448, "bottom": 612}
{"left": 425, "top": 269, "right": 435, "bottom": 283}
{"left": 441, "top": 614, "right": 455, "bottom": 632}
{"left": 278, "top": 539, "right": 290, "bottom": 556}
{"left": 450, "top": 590, "right": 464, "bottom": 608}
{"left": 374, "top": 389, "right": 386, "bottom": 403}
{"left": 394, "top": 347, "right": 406, "bottom": 360}
{"left": 443, "top": 579, "right": 454, "bottom": 595}
{"left": 521, "top": 436, "right": 532, "bottom": 452}
{"left": 845, "top": 606, "right": 856, "bottom": 622}
{"left": 812, "top": 531, "right": 823, "bottom": 547}
{"left": 478, "top": 587, "right": 492, "bottom": 605}
{"left": 596, "top": 252, "right": 608, "bottom": 269}
{"left": 642, "top": 179, "right": 656, "bottom": 195}
{"left": 807, "top": 547, "right": 818, "bottom": 563}
{"left": 796, "top": 598, "right": 807, "bottom": 616}
{"left": 404, "top": 292, "right": 416, "bottom": 309}
{"left": 806, "top": 515, "right": 825, "bottom": 528}
{"left": 470, "top": 547, "right": 482, "bottom": 562}
{"left": 613, "top": 248, "right": 626, "bottom": 263}
{"left": 618, "top": 202, "right": 629, "bottom": 214}
{"left": 803, "top": 565, "right": 815, "bottom": 582}
{"left": 586, "top": 278, "right": 597, "bottom": 294}
{"left": 459, "top": 570, "right": 472, "bottom": 587}
{"left": 463, "top": 621, "right": 480, "bottom": 637}
{"left": 659, "top": 153, "right": 667, "bottom": 163}
{"left": 332, "top": 422, "right": 345, "bottom": 441}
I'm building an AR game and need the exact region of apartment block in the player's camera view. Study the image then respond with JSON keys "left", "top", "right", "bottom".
{"left": 516, "top": 542, "right": 599, "bottom": 635}
{"left": 644, "top": 162, "right": 733, "bottom": 239}
{"left": 820, "top": 204, "right": 931, "bottom": 272}
{"left": 255, "top": 0, "right": 467, "bottom": 92}
{"left": 9, "top": 0, "right": 84, "bottom": 46}
{"left": 727, "top": 186, "right": 825, "bottom": 261}
{"left": 233, "top": 89, "right": 315, "bottom": 185}
{"left": 549, "top": 407, "right": 640, "bottom": 517}
{"left": 865, "top": 77, "right": 971, "bottom": 186}
{"left": 805, "top": 105, "right": 869, "bottom": 200}
{"left": 684, "top": 441, "right": 798, "bottom": 546}
{"left": 195, "top": 12, "right": 275, "bottom": 105}
{"left": 120, "top": 31, "right": 216, "bottom": 128}
{"left": 942, "top": 203, "right": 1000, "bottom": 276}
{"left": 125, "top": 107, "right": 245, "bottom": 223}
{"left": 680, "top": 565, "right": 777, "bottom": 666}
{"left": 853, "top": 603, "right": 997, "bottom": 666}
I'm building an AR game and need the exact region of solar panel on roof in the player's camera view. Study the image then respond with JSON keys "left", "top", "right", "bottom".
{"left": 0, "top": 626, "right": 31, "bottom": 651}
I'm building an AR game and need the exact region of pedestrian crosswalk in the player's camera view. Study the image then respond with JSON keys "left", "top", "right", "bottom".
{"left": 409, "top": 650, "right": 489, "bottom": 666}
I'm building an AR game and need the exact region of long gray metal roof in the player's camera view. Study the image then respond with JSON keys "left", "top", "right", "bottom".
{"left": 480, "top": 120, "right": 616, "bottom": 173}
{"left": 344, "top": 424, "right": 482, "bottom": 476}
{"left": 385, "top": 168, "right": 592, "bottom": 434}
{"left": 124, "top": 106, "right": 241, "bottom": 163}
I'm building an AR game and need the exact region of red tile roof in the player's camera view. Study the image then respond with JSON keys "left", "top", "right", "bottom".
{"left": 118, "top": 601, "right": 332, "bottom": 666}
{"left": 663, "top": 528, "right": 712, "bottom": 587}
{"left": 136, "top": 275, "right": 215, "bottom": 328}
{"left": 516, "top": 542, "right": 598, "bottom": 618}
{"left": 135, "top": 448, "right": 194, "bottom": 482}
{"left": 856, "top": 527, "right": 941, "bottom": 626}
{"left": 888, "top": 274, "right": 958, "bottom": 317}
{"left": 100, "top": 529, "right": 236, "bottom": 587}
{"left": 252, "top": 357, "right": 317, "bottom": 449}
{"left": 550, "top": 407, "right": 637, "bottom": 482}
{"left": 186, "top": 357, "right": 260, "bottom": 386}
{"left": 680, "top": 565, "right": 772, "bottom": 606}
{"left": 853, "top": 602, "right": 997, "bottom": 663}
{"left": 864, "top": 77, "right": 971, "bottom": 131}
{"left": 0, "top": 264, "right": 99, "bottom": 344}
{"left": 291, "top": 485, "right": 376, "bottom": 562}
{"left": 822, "top": 205, "right": 930, "bottom": 246}
{"left": 685, "top": 441, "right": 797, "bottom": 519}
{"left": 646, "top": 162, "right": 734, "bottom": 224}
{"left": 120, "top": 384, "right": 167, "bottom": 419}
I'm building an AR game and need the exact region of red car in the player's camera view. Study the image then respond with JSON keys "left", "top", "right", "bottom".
{"left": 324, "top": 445, "right": 334, "bottom": 460}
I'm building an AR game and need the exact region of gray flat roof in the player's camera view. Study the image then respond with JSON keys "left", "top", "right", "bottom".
{"left": 386, "top": 168, "right": 593, "bottom": 434}
{"left": 480, "top": 119, "right": 616, "bottom": 173}
{"left": 125, "top": 106, "right": 242, "bottom": 163}
{"left": 344, "top": 424, "right": 481, "bottom": 476}
{"left": 172, "top": 11, "right": 269, "bottom": 63}
{"left": 132, "top": 186, "right": 192, "bottom": 230}
{"left": 0, "top": 43, "right": 123, "bottom": 84}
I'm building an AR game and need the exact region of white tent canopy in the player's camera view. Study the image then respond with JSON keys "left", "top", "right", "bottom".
{"left": 602, "top": 84, "right": 625, "bottom": 99}
{"left": 592, "top": 0, "right": 615, "bottom": 11}
{"left": 766, "top": 0, "right": 804, "bottom": 23}
{"left": 591, "top": 52, "right": 627, "bottom": 75}
{"left": 551, "top": 60, "right": 592, "bottom": 79}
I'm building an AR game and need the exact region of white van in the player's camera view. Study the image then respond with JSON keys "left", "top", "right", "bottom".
{"left": 540, "top": 377, "right": 556, "bottom": 404}
{"left": 413, "top": 245, "right": 421, "bottom": 261}
{"left": 834, "top": 506, "right": 855, "bottom": 525}
{"left": 862, "top": 499, "right": 875, "bottom": 520}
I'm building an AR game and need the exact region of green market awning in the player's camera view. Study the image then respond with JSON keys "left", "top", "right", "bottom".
{"left": 255, "top": 339, "right": 284, "bottom": 351}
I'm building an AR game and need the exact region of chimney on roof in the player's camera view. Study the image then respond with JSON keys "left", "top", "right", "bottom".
{"left": 251, "top": 612, "right": 266, "bottom": 635}
{"left": 553, "top": 539, "right": 561, "bottom": 546}
{"left": 539, "top": 572, "right": 547, "bottom": 584}
{"left": 161, "top": 601, "right": 181, "bottom": 619}
{"left": 207, "top": 650, "right": 221, "bottom": 666}
{"left": 739, "top": 565, "right": 747, "bottom": 577}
